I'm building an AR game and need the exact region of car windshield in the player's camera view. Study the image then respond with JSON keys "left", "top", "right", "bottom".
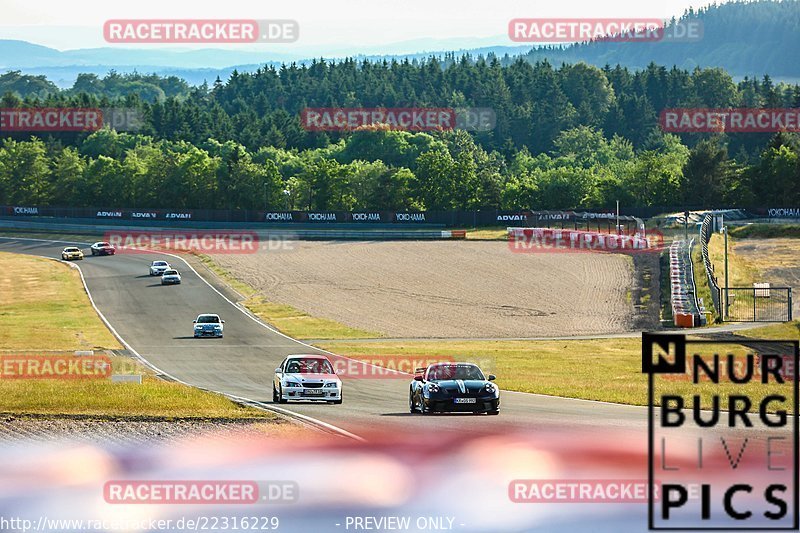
{"left": 64, "top": 248, "right": 79, "bottom": 252}
{"left": 96, "top": 242, "right": 111, "bottom": 247}
{"left": 153, "top": 261, "right": 168, "bottom": 266}
{"left": 196, "top": 315, "right": 220, "bottom": 323}
{"left": 285, "top": 358, "right": 334, "bottom": 374}
{"left": 426, "top": 364, "right": 485, "bottom": 381}
{"left": 163, "top": 270, "right": 178, "bottom": 275}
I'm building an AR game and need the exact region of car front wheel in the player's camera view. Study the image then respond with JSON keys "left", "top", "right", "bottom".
{"left": 409, "top": 390, "right": 419, "bottom": 413}
{"left": 277, "top": 385, "right": 288, "bottom": 404}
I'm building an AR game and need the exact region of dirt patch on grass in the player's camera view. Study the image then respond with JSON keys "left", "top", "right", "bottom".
{"left": 213, "top": 240, "right": 649, "bottom": 338}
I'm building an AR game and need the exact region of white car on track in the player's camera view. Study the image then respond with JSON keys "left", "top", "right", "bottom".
{"left": 160, "top": 269, "right": 181, "bottom": 285}
{"left": 273, "top": 354, "right": 342, "bottom": 404}
{"left": 193, "top": 314, "right": 224, "bottom": 338}
{"left": 149, "top": 260, "right": 170, "bottom": 276}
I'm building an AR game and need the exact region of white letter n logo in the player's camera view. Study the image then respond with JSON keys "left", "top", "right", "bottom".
{"left": 642, "top": 333, "right": 686, "bottom": 374}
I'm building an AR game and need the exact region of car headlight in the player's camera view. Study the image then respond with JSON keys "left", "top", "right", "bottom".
{"left": 194, "top": 325, "right": 202, "bottom": 329}
{"left": 284, "top": 380, "right": 301, "bottom": 387}
{"left": 324, "top": 382, "right": 338, "bottom": 388}
{"left": 428, "top": 383, "right": 440, "bottom": 393}
{"left": 484, "top": 383, "right": 497, "bottom": 393}
{"left": 214, "top": 325, "right": 222, "bottom": 329}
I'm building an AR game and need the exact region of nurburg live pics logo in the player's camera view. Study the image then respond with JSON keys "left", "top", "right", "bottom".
{"left": 642, "top": 333, "right": 799, "bottom": 530}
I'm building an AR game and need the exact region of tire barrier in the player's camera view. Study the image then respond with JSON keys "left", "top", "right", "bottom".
{"left": 669, "top": 238, "right": 706, "bottom": 327}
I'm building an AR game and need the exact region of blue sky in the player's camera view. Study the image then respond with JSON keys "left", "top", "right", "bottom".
{"left": 2, "top": 0, "right": 714, "bottom": 54}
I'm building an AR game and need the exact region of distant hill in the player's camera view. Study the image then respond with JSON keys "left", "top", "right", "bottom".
{"left": 2, "top": 1, "right": 800, "bottom": 89}
{"left": 0, "top": 39, "right": 533, "bottom": 88}
{"left": 520, "top": 0, "right": 800, "bottom": 78}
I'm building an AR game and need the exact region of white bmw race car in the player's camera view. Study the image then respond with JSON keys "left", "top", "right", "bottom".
{"left": 149, "top": 260, "right": 170, "bottom": 276}
{"left": 273, "top": 354, "right": 342, "bottom": 404}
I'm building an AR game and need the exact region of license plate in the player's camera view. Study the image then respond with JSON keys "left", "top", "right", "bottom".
{"left": 304, "top": 389, "right": 324, "bottom": 395}
{"left": 454, "top": 397, "right": 476, "bottom": 404}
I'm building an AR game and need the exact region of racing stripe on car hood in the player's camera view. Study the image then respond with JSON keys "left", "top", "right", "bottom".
{"left": 456, "top": 379, "right": 466, "bottom": 394}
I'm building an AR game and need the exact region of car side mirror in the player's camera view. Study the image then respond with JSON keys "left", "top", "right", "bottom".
{"left": 221, "top": 320, "right": 225, "bottom": 323}
{"left": 488, "top": 374, "right": 496, "bottom": 381}
{"left": 414, "top": 375, "right": 424, "bottom": 381}
{"left": 275, "top": 368, "right": 282, "bottom": 374}
{"left": 192, "top": 320, "right": 197, "bottom": 323}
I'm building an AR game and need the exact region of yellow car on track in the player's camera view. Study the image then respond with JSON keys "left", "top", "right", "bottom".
{"left": 61, "top": 246, "right": 84, "bottom": 261}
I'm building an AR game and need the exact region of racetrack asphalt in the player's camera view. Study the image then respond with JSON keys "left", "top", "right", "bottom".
{"left": 0, "top": 237, "right": 780, "bottom": 443}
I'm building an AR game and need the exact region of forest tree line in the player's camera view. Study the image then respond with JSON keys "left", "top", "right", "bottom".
{"left": 1, "top": 57, "right": 799, "bottom": 211}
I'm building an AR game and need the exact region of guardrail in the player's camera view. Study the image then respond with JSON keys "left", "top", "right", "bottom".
{"left": 0, "top": 219, "right": 465, "bottom": 240}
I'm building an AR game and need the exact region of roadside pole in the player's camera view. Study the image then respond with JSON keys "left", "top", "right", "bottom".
{"left": 723, "top": 224, "right": 729, "bottom": 321}
{"left": 684, "top": 209, "right": 689, "bottom": 241}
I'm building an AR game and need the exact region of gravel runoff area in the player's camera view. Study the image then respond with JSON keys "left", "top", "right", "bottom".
{"left": 213, "top": 240, "right": 649, "bottom": 338}
{"left": 0, "top": 416, "right": 301, "bottom": 446}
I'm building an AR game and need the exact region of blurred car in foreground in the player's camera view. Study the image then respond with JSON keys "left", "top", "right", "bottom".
{"left": 410, "top": 362, "right": 499, "bottom": 414}
{"left": 89, "top": 242, "right": 115, "bottom": 256}
{"left": 160, "top": 269, "right": 181, "bottom": 285}
{"left": 193, "top": 314, "right": 224, "bottom": 338}
{"left": 274, "top": 354, "right": 342, "bottom": 404}
{"left": 60, "top": 247, "right": 83, "bottom": 260}
{"left": 149, "top": 260, "right": 170, "bottom": 276}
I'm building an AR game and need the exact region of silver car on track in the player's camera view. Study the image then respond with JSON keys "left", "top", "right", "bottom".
{"left": 273, "top": 354, "right": 342, "bottom": 404}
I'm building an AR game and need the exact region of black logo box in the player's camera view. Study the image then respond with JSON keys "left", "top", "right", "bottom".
{"left": 642, "top": 333, "right": 800, "bottom": 531}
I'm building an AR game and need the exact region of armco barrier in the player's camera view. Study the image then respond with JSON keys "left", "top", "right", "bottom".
{"left": 1, "top": 205, "right": 643, "bottom": 230}
{"left": 0, "top": 218, "right": 463, "bottom": 241}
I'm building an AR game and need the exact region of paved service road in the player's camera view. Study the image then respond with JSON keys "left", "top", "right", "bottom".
{"left": 0, "top": 237, "right": 770, "bottom": 443}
